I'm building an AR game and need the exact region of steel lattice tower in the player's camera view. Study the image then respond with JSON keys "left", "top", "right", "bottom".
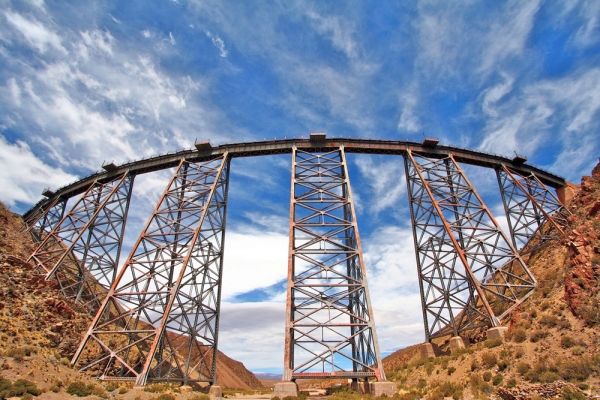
{"left": 28, "top": 173, "right": 133, "bottom": 309}
{"left": 406, "top": 151, "right": 537, "bottom": 339}
{"left": 283, "top": 146, "right": 386, "bottom": 382}
{"left": 72, "top": 155, "right": 230, "bottom": 386}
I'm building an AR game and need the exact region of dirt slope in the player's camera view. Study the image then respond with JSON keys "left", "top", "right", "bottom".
{"left": 381, "top": 162, "right": 600, "bottom": 399}
{"left": 0, "top": 202, "right": 261, "bottom": 397}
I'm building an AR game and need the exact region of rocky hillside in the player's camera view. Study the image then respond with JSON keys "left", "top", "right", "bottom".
{"left": 382, "top": 161, "right": 600, "bottom": 400}
{"left": 0, "top": 201, "right": 261, "bottom": 399}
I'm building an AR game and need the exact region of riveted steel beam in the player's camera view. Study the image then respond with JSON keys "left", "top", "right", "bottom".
{"left": 283, "top": 146, "right": 385, "bottom": 382}
{"left": 71, "top": 154, "right": 230, "bottom": 387}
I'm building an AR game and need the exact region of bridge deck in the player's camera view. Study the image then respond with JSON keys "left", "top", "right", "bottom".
{"left": 23, "top": 138, "right": 566, "bottom": 220}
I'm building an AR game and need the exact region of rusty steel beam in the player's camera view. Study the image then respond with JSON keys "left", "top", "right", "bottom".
{"left": 71, "top": 154, "right": 230, "bottom": 387}
{"left": 283, "top": 146, "right": 386, "bottom": 382}
{"left": 497, "top": 165, "right": 571, "bottom": 253}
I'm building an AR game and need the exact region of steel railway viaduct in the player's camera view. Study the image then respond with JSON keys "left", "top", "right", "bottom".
{"left": 22, "top": 135, "right": 571, "bottom": 397}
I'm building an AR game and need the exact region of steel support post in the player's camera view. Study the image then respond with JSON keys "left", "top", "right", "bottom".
{"left": 406, "top": 151, "right": 537, "bottom": 337}
{"left": 25, "top": 198, "right": 67, "bottom": 244}
{"left": 283, "top": 146, "right": 385, "bottom": 382}
{"left": 71, "top": 155, "right": 230, "bottom": 387}
{"left": 497, "top": 165, "right": 571, "bottom": 253}
{"left": 28, "top": 173, "right": 131, "bottom": 304}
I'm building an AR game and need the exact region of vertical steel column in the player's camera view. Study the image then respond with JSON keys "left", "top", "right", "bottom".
{"left": 26, "top": 197, "right": 67, "bottom": 244}
{"left": 283, "top": 147, "right": 385, "bottom": 382}
{"left": 72, "top": 155, "right": 230, "bottom": 387}
{"left": 497, "top": 165, "right": 571, "bottom": 253}
{"left": 405, "top": 153, "right": 494, "bottom": 341}
{"left": 407, "top": 151, "right": 537, "bottom": 333}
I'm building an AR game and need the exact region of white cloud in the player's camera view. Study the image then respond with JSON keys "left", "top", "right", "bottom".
{"left": 0, "top": 136, "right": 77, "bottom": 206}
{"left": 354, "top": 155, "right": 406, "bottom": 214}
{"left": 4, "top": 11, "right": 67, "bottom": 54}
{"left": 306, "top": 10, "right": 358, "bottom": 59}
{"left": 398, "top": 91, "right": 420, "bottom": 133}
{"left": 1, "top": 13, "right": 230, "bottom": 177}
{"left": 222, "top": 231, "right": 289, "bottom": 300}
{"left": 218, "top": 301, "right": 286, "bottom": 370}
{"left": 481, "top": 72, "right": 515, "bottom": 117}
{"left": 205, "top": 30, "right": 227, "bottom": 57}
{"left": 168, "top": 32, "right": 176, "bottom": 46}
{"left": 141, "top": 30, "right": 152, "bottom": 38}
{"left": 363, "top": 225, "right": 425, "bottom": 352}
{"left": 109, "top": 13, "right": 121, "bottom": 24}
{"left": 480, "top": 68, "right": 600, "bottom": 178}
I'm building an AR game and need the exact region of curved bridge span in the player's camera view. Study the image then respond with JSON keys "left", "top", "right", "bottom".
{"left": 22, "top": 136, "right": 570, "bottom": 392}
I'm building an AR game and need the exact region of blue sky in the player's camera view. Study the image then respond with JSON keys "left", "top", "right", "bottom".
{"left": 1, "top": 0, "right": 599, "bottom": 374}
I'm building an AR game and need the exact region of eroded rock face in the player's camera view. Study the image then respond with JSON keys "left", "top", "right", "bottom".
{"left": 497, "top": 381, "right": 588, "bottom": 400}
{"left": 563, "top": 160, "right": 600, "bottom": 323}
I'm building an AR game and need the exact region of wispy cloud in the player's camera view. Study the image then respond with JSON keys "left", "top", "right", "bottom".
{"left": 354, "top": 155, "right": 406, "bottom": 214}
{"left": 205, "top": 30, "right": 227, "bottom": 57}
{"left": 0, "top": 136, "right": 77, "bottom": 206}
{"left": 4, "top": 11, "right": 67, "bottom": 54}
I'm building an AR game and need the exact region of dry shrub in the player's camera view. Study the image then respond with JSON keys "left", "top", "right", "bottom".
{"left": 539, "top": 314, "right": 559, "bottom": 327}
{"left": 517, "top": 362, "right": 531, "bottom": 375}
{"left": 482, "top": 371, "right": 492, "bottom": 382}
{"left": 561, "top": 336, "right": 576, "bottom": 348}
{"left": 484, "top": 338, "right": 503, "bottom": 348}
{"left": 559, "top": 357, "right": 593, "bottom": 382}
{"left": 481, "top": 352, "right": 497, "bottom": 369}
{"left": 512, "top": 328, "right": 527, "bottom": 343}
{"left": 427, "top": 381, "right": 463, "bottom": 400}
{"left": 492, "top": 374, "right": 503, "bottom": 386}
{"left": 529, "top": 330, "right": 548, "bottom": 343}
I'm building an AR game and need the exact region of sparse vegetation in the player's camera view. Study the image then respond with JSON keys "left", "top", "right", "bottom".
{"left": 66, "top": 381, "right": 107, "bottom": 398}
{"left": 0, "top": 378, "right": 42, "bottom": 398}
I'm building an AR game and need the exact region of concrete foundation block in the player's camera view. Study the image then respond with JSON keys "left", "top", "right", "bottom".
{"left": 449, "top": 336, "right": 465, "bottom": 353}
{"left": 419, "top": 342, "right": 436, "bottom": 359}
{"left": 273, "top": 382, "right": 298, "bottom": 398}
{"left": 486, "top": 326, "right": 508, "bottom": 340}
{"left": 369, "top": 381, "right": 397, "bottom": 397}
{"left": 209, "top": 385, "right": 222, "bottom": 399}
{"left": 180, "top": 385, "right": 193, "bottom": 393}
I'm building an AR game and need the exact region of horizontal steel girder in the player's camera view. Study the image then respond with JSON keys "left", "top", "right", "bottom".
{"left": 71, "top": 154, "right": 230, "bottom": 387}
{"left": 283, "top": 146, "right": 385, "bottom": 382}
{"left": 497, "top": 165, "right": 571, "bottom": 254}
